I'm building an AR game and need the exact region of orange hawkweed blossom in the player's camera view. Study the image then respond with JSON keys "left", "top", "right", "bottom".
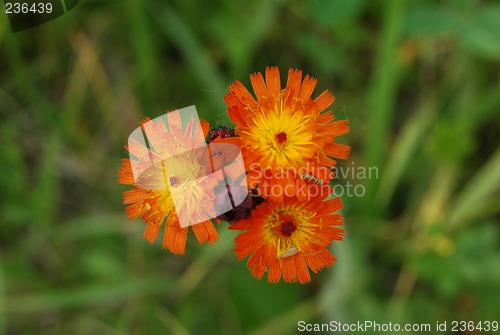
{"left": 224, "top": 66, "right": 350, "bottom": 202}
{"left": 118, "top": 110, "right": 220, "bottom": 255}
{"left": 230, "top": 181, "right": 344, "bottom": 284}
{"left": 117, "top": 66, "right": 350, "bottom": 285}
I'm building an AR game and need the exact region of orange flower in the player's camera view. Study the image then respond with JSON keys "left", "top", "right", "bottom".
{"left": 230, "top": 181, "right": 344, "bottom": 284}
{"left": 118, "top": 110, "right": 219, "bottom": 255}
{"left": 224, "top": 66, "right": 350, "bottom": 202}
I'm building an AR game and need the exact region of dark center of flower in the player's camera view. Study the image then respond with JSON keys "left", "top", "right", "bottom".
{"left": 275, "top": 131, "right": 287, "bottom": 145}
{"left": 170, "top": 176, "right": 178, "bottom": 186}
{"left": 280, "top": 220, "right": 296, "bottom": 237}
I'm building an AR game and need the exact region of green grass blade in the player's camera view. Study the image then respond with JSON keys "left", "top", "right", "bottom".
{"left": 3, "top": 276, "right": 175, "bottom": 314}
{"left": 448, "top": 147, "right": 500, "bottom": 228}
{"left": 0, "top": 256, "right": 6, "bottom": 335}
{"left": 149, "top": 3, "right": 227, "bottom": 110}
{"left": 375, "top": 98, "right": 434, "bottom": 209}
{"left": 174, "top": 228, "right": 235, "bottom": 302}
{"left": 248, "top": 299, "right": 316, "bottom": 335}
{"left": 362, "top": 0, "right": 407, "bottom": 211}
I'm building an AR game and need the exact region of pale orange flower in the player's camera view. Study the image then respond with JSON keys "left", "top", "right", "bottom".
{"left": 118, "top": 110, "right": 219, "bottom": 255}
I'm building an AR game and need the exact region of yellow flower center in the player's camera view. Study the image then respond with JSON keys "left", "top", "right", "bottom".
{"left": 165, "top": 151, "right": 215, "bottom": 220}
{"left": 241, "top": 99, "right": 318, "bottom": 169}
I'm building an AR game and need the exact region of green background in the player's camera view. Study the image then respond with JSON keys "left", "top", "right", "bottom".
{"left": 1, "top": 0, "right": 499, "bottom": 334}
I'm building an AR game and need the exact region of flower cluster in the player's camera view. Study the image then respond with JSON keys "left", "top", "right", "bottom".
{"left": 118, "top": 67, "right": 350, "bottom": 284}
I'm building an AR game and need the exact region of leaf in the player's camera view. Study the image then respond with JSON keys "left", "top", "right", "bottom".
{"left": 448, "top": 147, "right": 500, "bottom": 227}
{"left": 295, "top": 33, "right": 346, "bottom": 74}
{"left": 413, "top": 223, "right": 500, "bottom": 298}
{"left": 461, "top": 5, "right": 500, "bottom": 59}
{"left": 404, "top": 7, "right": 459, "bottom": 36}
{"left": 309, "top": 0, "right": 366, "bottom": 28}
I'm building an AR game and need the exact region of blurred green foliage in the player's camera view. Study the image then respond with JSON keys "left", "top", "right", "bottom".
{"left": 1, "top": 0, "right": 499, "bottom": 334}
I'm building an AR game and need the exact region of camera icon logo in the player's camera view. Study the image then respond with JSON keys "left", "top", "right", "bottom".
{"left": 127, "top": 106, "right": 248, "bottom": 228}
